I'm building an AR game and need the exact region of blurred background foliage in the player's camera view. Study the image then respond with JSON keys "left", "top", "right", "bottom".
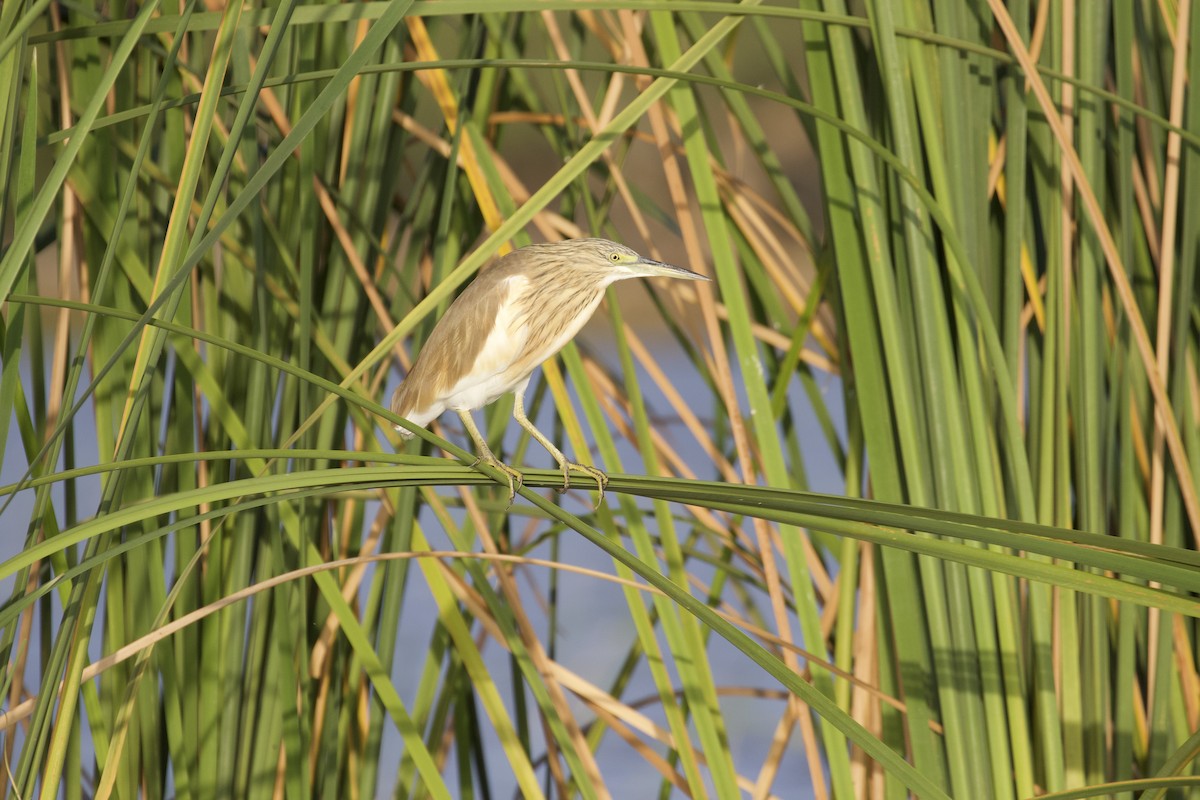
{"left": 0, "top": 0, "right": 1198, "bottom": 798}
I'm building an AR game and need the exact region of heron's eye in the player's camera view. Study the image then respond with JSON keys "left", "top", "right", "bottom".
{"left": 609, "top": 252, "right": 622, "bottom": 262}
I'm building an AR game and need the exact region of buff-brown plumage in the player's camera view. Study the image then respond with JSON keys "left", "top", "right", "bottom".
{"left": 390, "top": 238, "right": 708, "bottom": 502}
{"left": 390, "top": 253, "right": 514, "bottom": 426}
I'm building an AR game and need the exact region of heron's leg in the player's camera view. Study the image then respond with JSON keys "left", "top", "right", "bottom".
{"left": 512, "top": 390, "right": 607, "bottom": 504}
{"left": 456, "top": 409, "right": 522, "bottom": 503}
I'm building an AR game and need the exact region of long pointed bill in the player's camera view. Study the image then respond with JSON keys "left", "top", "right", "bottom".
{"left": 628, "top": 257, "right": 711, "bottom": 281}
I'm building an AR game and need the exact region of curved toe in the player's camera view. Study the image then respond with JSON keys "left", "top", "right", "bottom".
{"left": 563, "top": 462, "right": 608, "bottom": 508}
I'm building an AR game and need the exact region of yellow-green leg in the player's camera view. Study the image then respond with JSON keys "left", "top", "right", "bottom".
{"left": 513, "top": 391, "right": 608, "bottom": 505}
{"left": 457, "top": 409, "right": 523, "bottom": 503}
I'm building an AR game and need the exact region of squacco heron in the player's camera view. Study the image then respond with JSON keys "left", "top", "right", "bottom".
{"left": 391, "top": 238, "right": 708, "bottom": 502}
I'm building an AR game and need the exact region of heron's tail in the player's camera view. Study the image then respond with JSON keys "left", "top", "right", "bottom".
{"left": 391, "top": 380, "right": 437, "bottom": 438}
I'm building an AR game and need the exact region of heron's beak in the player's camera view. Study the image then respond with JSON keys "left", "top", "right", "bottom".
{"left": 630, "top": 257, "right": 711, "bottom": 281}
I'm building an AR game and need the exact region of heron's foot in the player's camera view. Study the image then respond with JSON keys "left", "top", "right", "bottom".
{"left": 558, "top": 461, "right": 608, "bottom": 507}
{"left": 470, "top": 454, "right": 524, "bottom": 506}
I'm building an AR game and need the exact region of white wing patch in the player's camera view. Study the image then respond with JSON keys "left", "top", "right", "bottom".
{"left": 440, "top": 275, "right": 531, "bottom": 411}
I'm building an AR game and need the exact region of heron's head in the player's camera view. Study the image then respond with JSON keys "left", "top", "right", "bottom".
{"left": 526, "top": 238, "right": 709, "bottom": 285}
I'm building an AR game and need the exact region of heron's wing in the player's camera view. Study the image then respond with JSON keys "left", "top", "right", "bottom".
{"left": 451, "top": 274, "right": 531, "bottom": 383}
{"left": 392, "top": 273, "right": 530, "bottom": 422}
